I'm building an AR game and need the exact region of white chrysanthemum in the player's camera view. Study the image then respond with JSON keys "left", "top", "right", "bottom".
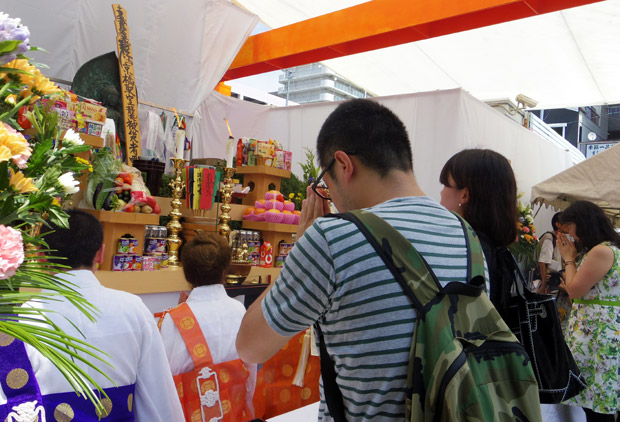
{"left": 62, "top": 129, "right": 84, "bottom": 146}
{"left": 58, "top": 172, "right": 79, "bottom": 194}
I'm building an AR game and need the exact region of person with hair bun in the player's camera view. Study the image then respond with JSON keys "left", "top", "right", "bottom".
{"left": 159, "top": 231, "right": 256, "bottom": 421}
{"left": 556, "top": 200, "right": 620, "bottom": 421}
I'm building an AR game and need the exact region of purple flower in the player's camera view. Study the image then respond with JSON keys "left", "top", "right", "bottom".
{"left": 0, "top": 13, "right": 30, "bottom": 65}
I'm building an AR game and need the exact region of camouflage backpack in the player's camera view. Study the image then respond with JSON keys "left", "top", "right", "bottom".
{"left": 337, "top": 210, "right": 542, "bottom": 422}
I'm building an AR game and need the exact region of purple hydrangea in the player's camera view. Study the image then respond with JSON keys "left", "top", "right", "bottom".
{"left": 0, "top": 13, "right": 30, "bottom": 65}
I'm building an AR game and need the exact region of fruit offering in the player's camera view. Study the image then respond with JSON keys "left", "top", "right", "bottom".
{"left": 243, "top": 190, "right": 299, "bottom": 224}
{"left": 87, "top": 149, "right": 160, "bottom": 214}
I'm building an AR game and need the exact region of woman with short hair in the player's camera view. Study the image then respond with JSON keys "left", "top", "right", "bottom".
{"left": 439, "top": 148, "right": 518, "bottom": 315}
{"left": 159, "top": 231, "right": 256, "bottom": 421}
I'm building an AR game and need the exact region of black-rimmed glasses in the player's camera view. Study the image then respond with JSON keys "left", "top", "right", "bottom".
{"left": 311, "top": 152, "right": 356, "bottom": 201}
{"left": 311, "top": 157, "right": 335, "bottom": 201}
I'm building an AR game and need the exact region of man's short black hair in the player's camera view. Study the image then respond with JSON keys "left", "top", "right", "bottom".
{"left": 316, "top": 99, "right": 413, "bottom": 177}
{"left": 42, "top": 210, "right": 103, "bottom": 269}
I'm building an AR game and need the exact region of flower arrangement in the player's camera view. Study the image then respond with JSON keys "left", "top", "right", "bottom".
{"left": 509, "top": 199, "right": 539, "bottom": 269}
{"left": 0, "top": 13, "right": 110, "bottom": 409}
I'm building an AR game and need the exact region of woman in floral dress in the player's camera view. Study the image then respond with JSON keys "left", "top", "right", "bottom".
{"left": 557, "top": 200, "right": 620, "bottom": 422}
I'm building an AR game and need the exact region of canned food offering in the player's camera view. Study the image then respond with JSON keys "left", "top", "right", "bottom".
{"left": 122, "top": 255, "right": 134, "bottom": 271}
{"left": 142, "top": 256, "right": 156, "bottom": 271}
{"left": 133, "top": 256, "right": 143, "bottom": 271}
{"left": 152, "top": 255, "right": 162, "bottom": 270}
{"left": 127, "top": 238, "right": 139, "bottom": 254}
{"left": 146, "top": 238, "right": 166, "bottom": 254}
{"left": 275, "top": 255, "right": 286, "bottom": 268}
{"left": 279, "top": 243, "right": 294, "bottom": 256}
{"left": 112, "top": 255, "right": 125, "bottom": 271}
{"left": 159, "top": 253, "right": 169, "bottom": 269}
{"left": 250, "top": 253, "right": 260, "bottom": 266}
{"left": 117, "top": 238, "right": 130, "bottom": 254}
{"left": 246, "top": 241, "right": 258, "bottom": 255}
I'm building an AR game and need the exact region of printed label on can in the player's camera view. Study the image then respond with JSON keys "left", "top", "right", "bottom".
{"left": 275, "top": 255, "right": 285, "bottom": 268}
{"left": 122, "top": 255, "right": 134, "bottom": 271}
{"left": 142, "top": 256, "right": 155, "bottom": 271}
{"left": 133, "top": 256, "right": 142, "bottom": 271}
{"left": 112, "top": 255, "right": 125, "bottom": 271}
{"left": 127, "top": 238, "right": 139, "bottom": 255}
{"left": 117, "top": 238, "right": 130, "bottom": 254}
{"left": 160, "top": 253, "right": 169, "bottom": 269}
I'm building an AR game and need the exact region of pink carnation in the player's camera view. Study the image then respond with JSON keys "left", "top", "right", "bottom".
{"left": 522, "top": 226, "right": 530, "bottom": 233}
{"left": 0, "top": 225, "right": 24, "bottom": 280}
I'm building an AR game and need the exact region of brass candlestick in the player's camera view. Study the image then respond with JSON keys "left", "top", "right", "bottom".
{"left": 217, "top": 167, "right": 252, "bottom": 284}
{"left": 166, "top": 158, "right": 187, "bottom": 267}
{"left": 217, "top": 167, "right": 235, "bottom": 241}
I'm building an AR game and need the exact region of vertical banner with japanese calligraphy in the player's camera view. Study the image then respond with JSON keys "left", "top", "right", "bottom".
{"left": 112, "top": 4, "right": 141, "bottom": 164}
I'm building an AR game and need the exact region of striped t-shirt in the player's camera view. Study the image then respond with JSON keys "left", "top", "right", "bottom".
{"left": 262, "top": 196, "right": 470, "bottom": 421}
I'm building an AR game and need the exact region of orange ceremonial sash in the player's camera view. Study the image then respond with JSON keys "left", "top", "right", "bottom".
{"left": 169, "top": 303, "right": 251, "bottom": 422}
{"left": 252, "top": 330, "right": 321, "bottom": 419}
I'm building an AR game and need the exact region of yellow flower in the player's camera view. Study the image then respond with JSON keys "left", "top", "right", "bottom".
{"left": 9, "top": 168, "right": 38, "bottom": 194}
{"left": 1, "top": 59, "right": 36, "bottom": 84}
{"left": 51, "top": 198, "right": 61, "bottom": 207}
{"left": 28, "top": 68, "right": 61, "bottom": 96}
{"left": 75, "top": 157, "right": 94, "bottom": 172}
{"left": 0, "top": 124, "right": 31, "bottom": 167}
{"left": 288, "top": 193, "right": 294, "bottom": 200}
{"left": 0, "top": 145, "right": 12, "bottom": 163}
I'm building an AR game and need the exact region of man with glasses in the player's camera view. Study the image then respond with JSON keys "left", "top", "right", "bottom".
{"left": 237, "top": 99, "right": 471, "bottom": 421}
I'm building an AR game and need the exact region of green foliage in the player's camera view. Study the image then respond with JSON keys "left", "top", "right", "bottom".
{"left": 280, "top": 172, "right": 306, "bottom": 210}
{"left": 300, "top": 147, "right": 320, "bottom": 183}
{"left": 280, "top": 147, "right": 321, "bottom": 210}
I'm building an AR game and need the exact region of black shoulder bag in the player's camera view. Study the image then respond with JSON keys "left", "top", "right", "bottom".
{"left": 501, "top": 251, "right": 587, "bottom": 403}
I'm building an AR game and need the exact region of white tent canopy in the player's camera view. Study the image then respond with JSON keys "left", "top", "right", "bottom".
{"left": 531, "top": 143, "right": 620, "bottom": 225}
{"left": 0, "top": 0, "right": 258, "bottom": 114}
{"left": 235, "top": 0, "right": 620, "bottom": 109}
{"left": 3, "top": 0, "right": 619, "bottom": 113}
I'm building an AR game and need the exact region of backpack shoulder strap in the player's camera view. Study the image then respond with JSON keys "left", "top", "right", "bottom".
{"left": 169, "top": 302, "right": 214, "bottom": 367}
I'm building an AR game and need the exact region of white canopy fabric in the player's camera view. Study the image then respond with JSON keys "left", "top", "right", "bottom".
{"left": 531, "top": 143, "right": 620, "bottom": 225}
{"left": 0, "top": 0, "right": 258, "bottom": 114}
{"left": 235, "top": 0, "right": 620, "bottom": 109}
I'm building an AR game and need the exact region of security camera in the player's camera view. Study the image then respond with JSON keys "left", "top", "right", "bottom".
{"left": 516, "top": 94, "right": 538, "bottom": 109}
